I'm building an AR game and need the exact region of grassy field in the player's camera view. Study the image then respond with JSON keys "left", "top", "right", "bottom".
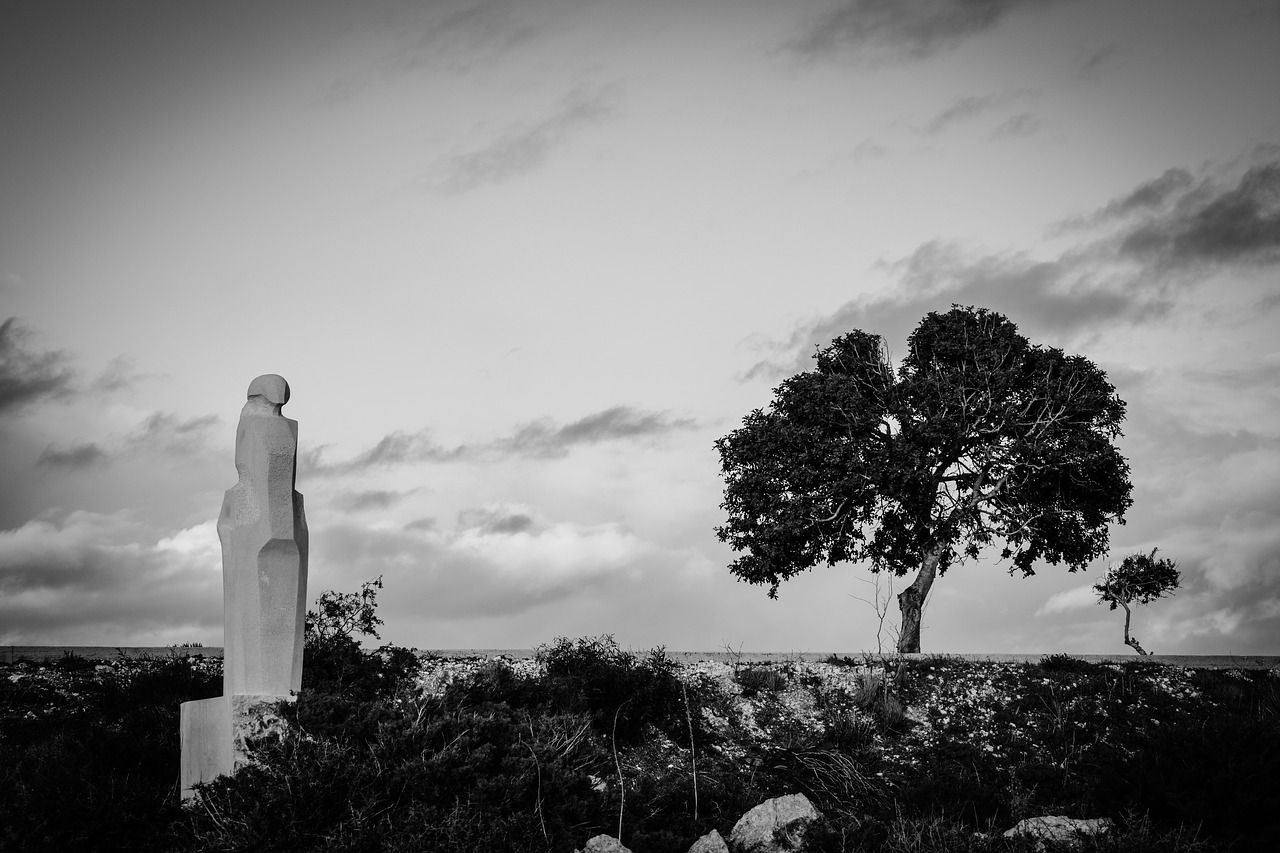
{"left": 2, "top": 640, "right": 1277, "bottom": 852}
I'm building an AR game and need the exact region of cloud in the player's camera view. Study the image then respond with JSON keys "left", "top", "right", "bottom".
{"left": 303, "top": 429, "right": 464, "bottom": 476}
{"left": 1098, "top": 168, "right": 1195, "bottom": 220}
{"left": 1036, "top": 582, "right": 1098, "bottom": 616}
{"left": 990, "top": 112, "right": 1040, "bottom": 139}
{"left": 0, "top": 317, "right": 75, "bottom": 416}
{"left": 457, "top": 505, "right": 539, "bottom": 535}
{"left": 127, "top": 412, "right": 220, "bottom": 455}
{"left": 495, "top": 406, "right": 699, "bottom": 459}
{"left": 920, "top": 94, "right": 1000, "bottom": 133}
{"left": 314, "top": 505, "right": 651, "bottom": 619}
{"left": 36, "top": 442, "right": 109, "bottom": 469}
{"left": 746, "top": 156, "right": 1280, "bottom": 379}
{"left": 307, "top": 405, "right": 698, "bottom": 475}
{"left": 422, "top": 86, "right": 617, "bottom": 194}
{"left": 788, "top": 0, "right": 1061, "bottom": 63}
{"left": 918, "top": 91, "right": 1031, "bottom": 134}
{"left": 92, "top": 355, "right": 148, "bottom": 393}
{"left": 320, "top": 0, "right": 539, "bottom": 103}
{"left": 1116, "top": 162, "right": 1280, "bottom": 267}
{"left": 333, "top": 489, "right": 419, "bottom": 512}
{"left": 0, "top": 513, "right": 221, "bottom": 644}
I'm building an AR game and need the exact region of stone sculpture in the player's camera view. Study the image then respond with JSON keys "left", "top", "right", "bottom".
{"left": 179, "top": 374, "right": 308, "bottom": 800}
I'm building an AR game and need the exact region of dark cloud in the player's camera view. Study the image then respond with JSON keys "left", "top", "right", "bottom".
{"left": 422, "top": 87, "right": 617, "bottom": 194}
{"left": 458, "top": 506, "right": 539, "bottom": 535}
{"left": 746, "top": 158, "right": 1280, "bottom": 379}
{"left": 1102, "top": 168, "right": 1194, "bottom": 219}
{"left": 403, "top": 517, "right": 437, "bottom": 532}
{"left": 0, "top": 513, "right": 221, "bottom": 643}
{"left": 497, "top": 406, "right": 699, "bottom": 459}
{"left": 788, "top": 0, "right": 1062, "bottom": 62}
{"left": 305, "top": 429, "right": 466, "bottom": 475}
{"left": 1118, "top": 162, "right": 1280, "bottom": 267}
{"left": 308, "top": 405, "right": 698, "bottom": 475}
{"left": 334, "top": 489, "right": 418, "bottom": 512}
{"left": 128, "top": 412, "right": 220, "bottom": 455}
{"left": 0, "top": 317, "right": 75, "bottom": 416}
{"left": 37, "top": 442, "right": 109, "bottom": 469}
{"left": 743, "top": 241, "right": 1149, "bottom": 380}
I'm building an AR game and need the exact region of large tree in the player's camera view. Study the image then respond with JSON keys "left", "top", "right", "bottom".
{"left": 715, "top": 306, "right": 1133, "bottom": 653}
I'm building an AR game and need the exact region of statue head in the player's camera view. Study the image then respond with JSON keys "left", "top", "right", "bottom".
{"left": 243, "top": 374, "right": 290, "bottom": 416}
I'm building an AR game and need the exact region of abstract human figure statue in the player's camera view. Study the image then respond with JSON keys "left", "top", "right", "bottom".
{"left": 219, "top": 373, "right": 309, "bottom": 697}
{"left": 180, "top": 374, "right": 309, "bottom": 800}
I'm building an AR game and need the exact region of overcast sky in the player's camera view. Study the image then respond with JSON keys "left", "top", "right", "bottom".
{"left": 3, "top": 0, "right": 1278, "bottom": 655}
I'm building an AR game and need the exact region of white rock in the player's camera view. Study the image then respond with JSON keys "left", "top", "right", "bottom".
{"left": 730, "top": 793, "right": 821, "bottom": 853}
{"left": 575, "top": 834, "right": 633, "bottom": 853}
{"left": 687, "top": 828, "right": 729, "bottom": 853}
{"left": 1003, "top": 815, "right": 1113, "bottom": 849}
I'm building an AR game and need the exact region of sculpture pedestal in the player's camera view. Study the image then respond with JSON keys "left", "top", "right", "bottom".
{"left": 180, "top": 694, "right": 296, "bottom": 799}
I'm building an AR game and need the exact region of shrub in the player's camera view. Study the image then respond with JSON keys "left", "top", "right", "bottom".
{"left": 534, "top": 635, "right": 690, "bottom": 745}
{"left": 1039, "top": 653, "right": 1098, "bottom": 674}
{"left": 734, "top": 666, "right": 787, "bottom": 697}
{"left": 302, "top": 577, "right": 421, "bottom": 699}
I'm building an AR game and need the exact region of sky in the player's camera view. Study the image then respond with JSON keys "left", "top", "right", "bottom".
{"left": 2, "top": 0, "right": 1278, "bottom": 656}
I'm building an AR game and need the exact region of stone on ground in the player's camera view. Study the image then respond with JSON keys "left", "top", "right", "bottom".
{"left": 730, "top": 793, "right": 821, "bottom": 853}
{"left": 1003, "top": 815, "right": 1113, "bottom": 848}
{"left": 575, "top": 834, "right": 633, "bottom": 853}
{"left": 687, "top": 828, "right": 729, "bottom": 853}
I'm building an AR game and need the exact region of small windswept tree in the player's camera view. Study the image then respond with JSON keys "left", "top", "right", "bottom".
{"left": 304, "top": 576, "right": 418, "bottom": 696}
{"left": 1093, "top": 549, "right": 1181, "bottom": 655}
{"left": 716, "top": 305, "right": 1134, "bottom": 653}
{"left": 306, "top": 575, "right": 385, "bottom": 647}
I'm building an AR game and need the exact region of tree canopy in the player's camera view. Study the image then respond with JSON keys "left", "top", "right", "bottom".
{"left": 715, "top": 305, "right": 1134, "bottom": 652}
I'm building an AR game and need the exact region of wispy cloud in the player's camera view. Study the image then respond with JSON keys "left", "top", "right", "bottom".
{"left": 920, "top": 94, "right": 1000, "bottom": 134}
{"left": 494, "top": 406, "right": 699, "bottom": 459}
{"left": 787, "top": 0, "right": 1064, "bottom": 63}
{"left": 303, "top": 429, "right": 466, "bottom": 476}
{"left": 333, "top": 489, "right": 419, "bottom": 512}
{"left": 918, "top": 91, "right": 1031, "bottom": 134}
{"left": 91, "top": 355, "right": 148, "bottom": 393}
{"left": 0, "top": 317, "right": 75, "bottom": 416}
{"left": 127, "top": 412, "right": 220, "bottom": 456}
{"left": 320, "top": 0, "right": 539, "bottom": 104}
{"left": 307, "top": 405, "right": 697, "bottom": 476}
{"left": 421, "top": 86, "right": 617, "bottom": 194}
{"left": 36, "top": 442, "right": 109, "bottom": 470}
{"left": 990, "top": 112, "right": 1040, "bottom": 139}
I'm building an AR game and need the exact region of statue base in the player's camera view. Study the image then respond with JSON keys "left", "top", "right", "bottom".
{"left": 179, "top": 693, "right": 295, "bottom": 801}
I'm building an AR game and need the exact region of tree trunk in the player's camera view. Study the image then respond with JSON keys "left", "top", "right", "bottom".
{"left": 896, "top": 545, "right": 945, "bottom": 653}
{"left": 1121, "top": 602, "right": 1149, "bottom": 655}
